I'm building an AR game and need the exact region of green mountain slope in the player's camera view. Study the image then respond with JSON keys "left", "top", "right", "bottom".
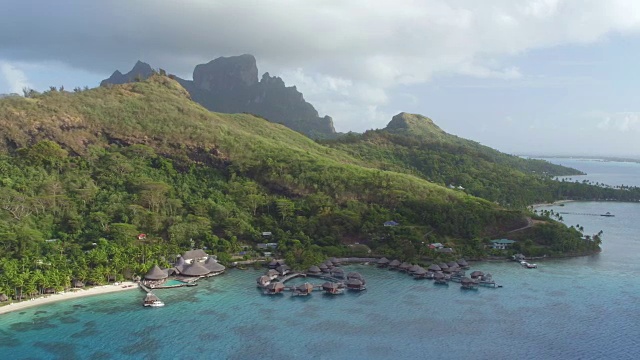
{"left": 322, "top": 112, "right": 593, "bottom": 208}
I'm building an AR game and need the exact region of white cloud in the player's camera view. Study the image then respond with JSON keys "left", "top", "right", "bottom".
{"left": 596, "top": 112, "right": 640, "bottom": 132}
{"left": 0, "top": 62, "right": 31, "bottom": 94}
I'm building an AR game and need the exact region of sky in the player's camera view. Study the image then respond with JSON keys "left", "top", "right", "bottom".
{"left": 2, "top": 0, "right": 640, "bottom": 157}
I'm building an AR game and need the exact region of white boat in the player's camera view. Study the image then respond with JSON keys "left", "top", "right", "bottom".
{"left": 520, "top": 261, "right": 537, "bottom": 269}
{"left": 143, "top": 293, "right": 165, "bottom": 307}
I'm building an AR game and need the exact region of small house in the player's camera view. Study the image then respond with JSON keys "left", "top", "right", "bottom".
{"left": 490, "top": 239, "right": 516, "bottom": 250}
{"left": 383, "top": 221, "right": 399, "bottom": 227}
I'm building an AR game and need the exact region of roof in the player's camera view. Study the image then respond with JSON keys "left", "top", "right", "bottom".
{"left": 470, "top": 271, "right": 484, "bottom": 277}
{"left": 384, "top": 221, "right": 399, "bottom": 226}
{"left": 182, "top": 249, "right": 208, "bottom": 261}
{"left": 204, "top": 257, "right": 226, "bottom": 272}
{"left": 346, "top": 278, "right": 363, "bottom": 286}
{"left": 322, "top": 282, "right": 339, "bottom": 289}
{"left": 490, "top": 239, "right": 517, "bottom": 244}
{"left": 389, "top": 259, "right": 401, "bottom": 267}
{"left": 180, "top": 262, "right": 211, "bottom": 276}
{"left": 414, "top": 267, "right": 427, "bottom": 275}
{"left": 377, "top": 257, "right": 390, "bottom": 264}
{"left": 297, "top": 283, "right": 314, "bottom": 292}
{"left": 330, "top": 268, "right": 344, "bottom": 274}
{"left": 0, "top": 294, "right": 8, "bottom": 302}
{"left": 145, "top": 293, "right": 160, "bottom": 302}
{"left": 347, "top": 272, "right": 363, "bottom": 280}
{"left": 428, "top": 264, "right": 441, "bottom": 271}
{"left": 308, "top": 265, "right": 321, "bottom": 273}
{"left": 267, "top": 269, "right": 279, "bottom": 276}
{"left": 438, "top": 263, "right": 449, "bottom": 269}
{"left": 145, "top": 265, "right": 169, "bottom": 280}
{"left": 266, "top": 282, "right": 284, "bottom": 290}
{"left": 175, "top": 257, "right": 186, "bottom": 266}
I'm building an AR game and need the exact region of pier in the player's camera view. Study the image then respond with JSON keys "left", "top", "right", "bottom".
{"left": 557, "top": 211, "right": 614, "bottom": 217}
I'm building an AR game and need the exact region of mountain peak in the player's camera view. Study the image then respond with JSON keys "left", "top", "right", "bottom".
{"left": 100, "top": 60, "right": 155, "bottom": 86}
{"left": 384, "top": 112, "right": 445, "bottom": 138}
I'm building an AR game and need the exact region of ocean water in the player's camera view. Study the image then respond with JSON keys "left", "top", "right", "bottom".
{"left": 542, "top": 157, "right": 640, "bottom": 188}
{"left": 2, "top": 160, "right": 640, "bottom": 359}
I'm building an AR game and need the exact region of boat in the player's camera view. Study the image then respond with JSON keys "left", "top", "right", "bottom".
{"left": 520, "top": 261, "right": 537, "bottom": 269}
{"left": 601, "top": 212, "right": 615, "bottom": 217}
{"left": 143, "top": 292, "right": 165, "bottom": 307}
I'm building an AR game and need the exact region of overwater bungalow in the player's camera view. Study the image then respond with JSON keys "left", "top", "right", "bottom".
{"left": 347, "top": 272, "right": 366, "bottom": 285}
{"left": 174, "top": 256, "right": 186, "bottom": 273}
{"left": 433, "top": 272, "right": 448, "bottom": 285}
{"left": 446, "top": 261, "right": 459, "bottom": 269}
{"left": 388, "top": 259, "right": 401, "bottom": 269}
{"left": 179, "top": 262, "right": 211, "bottom": 277}
{"left": 143, "top": 292, "right": 164, "bottom": 307}
{"left": 204, "top": 257, "right": 226, "bottom": 276}
{"left": 266, "top": 269, "right": 279, "bottom": 280}
{"left": 318, "top": 263, "right": 329, "bottom": 273}
{"left": 408, "top": 264, "right": 421, "bottom": 274}
{"left": 470, "top": 271, "right": 484, "bottom": 280}
{"left": 461, "top": 277, "right": 479, "bottom": 290}
{"left": 413, "top": 267, "right": 428, "bottom": 279}
{"left": 293, "top": 283, "right": 314, "bottom": 296}
{"left": 329, "top": 257, "right": 341, "bottom": 265}
{"left": 276, "top": 265, "right": 291, "bottom": 276}
{"left": 456, "top": 258, "right": 470, "bottom": 269}
{"left": 438, "top": 263, "right": 449, "bottom": 271}
{"left": 427, "top": 264, "right": 442, "bottom": 273}
{"left": 330, "top": 267, "right": 345, "bottom": 279}
{"left": 264, "top": 282, "right": 285, "bottom": 295}
{"left": 322, "top": 282, "right": 343, "bottom": 295}
{"left": 377, "top": 257, "right": 390, "bottom": 268}
{"left": 257, "top": 275, "right": 271, "bottom": 288}
{"left": 268, "top": 260, "right": 286, "bottom": 269}
{"left": 324, "top": 261, "right": 335, "bottom": 269}
{"left": 307, "top": 265, "right": 322, "bottom": 276}
{"left": 346, "top": 278, "right": 366, "bottom": 291}
{"left": 398, "top": 262, "right": 412, "bottom": 272}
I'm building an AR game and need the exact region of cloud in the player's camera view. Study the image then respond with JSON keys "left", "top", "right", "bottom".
{"left": 2, "top": 0, "right": 640, "bottom": 131}
{"left": 596, "top": 112, "right": 640, "bottom": 132}
{"left": 0, "top": 62, "right": 32, "bottom": 93}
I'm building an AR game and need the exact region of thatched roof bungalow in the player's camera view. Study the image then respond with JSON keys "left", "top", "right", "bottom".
{"left": 295, "top": 283, "right": 314, "bottom": 296}
{"left": 457, "top": 259, "right": 469, "bottom": 268}
{"left": 470, "top": 271, "right": 484, "bottom": 279}
{"left": 408, "top": 264, "right": 421, "bottom": 274}
{"left": 398, "top": 262, "right": 412, "bottom": 272}
{"left": 307, "top": 265, "right": 322, "bottom": 276}
{"left": 257, "top": 275, "right": 271, "bottom": 287}
{"left": 0, "top": 293, "right": 9, "bottom": 302}
{"left": 180, "top": 262, "right": 210, "bottom": 277}
{"left": 145, "top": 265, "right": 169, "bottom": 280}
{"left": 322, "top": 282, "right": 342, "bottom": 294}
{"left": 447, "top": 261, "right": 459, "bottom": 269}
{"left": 72, "top": 279, "right": 85, "bottom": 288}
{"left": 413, "top": 267, "right": 428, "bottom": 278}
{"left": 377, "top": 257, "right": 390, "bottom": 267}
{"left": 388, "top": 259, "right": 401, "bottom": 269}
{"left": 264, "top": 282, "right": 285, "bottom": 294}
{"left": 182, "top": 249, "right": 208, "bottom": 263}
{"left": 276, "top": 265, "right": 291, "bottom": 276}
{"left": 461, "top": 277, "right": 479, "bottom": 289}
{"left": 428, "top": 264, "right": 442, "bottom": 272}
{"left": 346, "top": 278, "right": 366, "bottom": 291}
{"left": 204, "top": 258, "right": 226, "bottom": 274}
{"left": 330, "top": 267, "right": 345, "bottom": 279}
{"left": 438, "top": 263, "right": 449, "bottom": 270}
{"left": 329, "top": 257, "right": 341, "bottom": 265}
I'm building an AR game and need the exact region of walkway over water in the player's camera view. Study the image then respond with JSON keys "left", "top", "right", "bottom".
{"left": 557, "top": 212, "right": 615, "bottom": 217}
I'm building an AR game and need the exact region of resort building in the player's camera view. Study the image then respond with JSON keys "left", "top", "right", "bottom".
{"left": 145, "top": 265, "right": 169, "bottom": 282}
{"left": 181, "top": 249, "right": 209, "bottom": 264}
{"left": 179, "top": 262, "right": 211, "bottom": 277}
{"left": 203, "top": 257, "right": 226, "bottom": 275}
{"left": 490, "top": 239, "right": 517, "bottom": 250}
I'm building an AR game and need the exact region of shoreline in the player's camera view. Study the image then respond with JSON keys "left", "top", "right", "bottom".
{"left": 0, "top": 281, "right": 139, "bottom": 316}
{"left": 529, "top": 200, "right": 575, "bottom": 208}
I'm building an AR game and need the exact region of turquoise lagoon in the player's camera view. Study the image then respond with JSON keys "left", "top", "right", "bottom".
{"left": 2, "top": 160, "right": 640, "bottom": 359}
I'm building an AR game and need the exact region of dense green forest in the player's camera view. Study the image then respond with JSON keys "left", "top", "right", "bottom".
{"left": 321, "top": 113, "right": 640, "bottom": 208}
{"left": 0, "top": 76, "right": 609, "bottom": 299}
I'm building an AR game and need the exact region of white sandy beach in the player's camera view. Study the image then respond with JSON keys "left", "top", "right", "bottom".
{"left": 0, "top": 281, "right": 139, "bottom": 315}
{"left": 529, "top": 200, "right": 575, "bottom": 208}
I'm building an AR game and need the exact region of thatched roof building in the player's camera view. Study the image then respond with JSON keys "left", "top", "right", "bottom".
{"left": 470, "top": 271, "right": 484, "bottom": 279}
{"left": 428, "top": 264, "right": 442, "bottom": 272}
{"left": 438, "top": 263, "right": 449, "bottom": 270}
{"left": 447, "top": 261, "right": 459, "bottom": 268}
{"left": 265, "top": 282, "right": 285, "bottom": 293}
{"left": 180, "top": 262, "right": 210, "bottom": 277}
{"left": 377, "top": 257, "right": 390, "bottom": 266}
{"left": 329, "top": 257, "right": 341, "bottom": 265}
{"left": 72, "top": 279, "right": 85, "bottom": 288}
{"left": 330, "top": 267, "right": 345, "bottom": 278}
{"left": 257, "top": 275, "right": 271, "bottom": 286}
{"left": 276, "top": 265, "right": 290, "bottom": 276}
{"left": 433, "top": 272, "right": 445, "bottom": 280}
{"left": 408, "top": 264, "right": 421, "bottom": 273}
{"left": 457, "top": 259, "right": 469, "bottom": 267}
{"left": 346, "top": 278, "right": 365, "bottom": 290}
{"left": 182, "top": 249, "right": 208, "bottom": 262}
{"left": 413, "top": 267, "right": 427, "bottom": 276}
{"left": 296, "top": 283, "right": 314, "bottom": 295}
{"left": 399, "top": 262, "right": 411, "bottom": 271}
{"left": 144, "top": 292, "right": 160, "bottom": 302}
{"left": 204, "top": 258, "right": 226, "bottom": 273}
{"left": 145, "top": 265, "right": 169, "bottom": 280}
{"left": 0, "top": 293, "right": 8, "bottom": 302}
{"left": 389, "top": 259, "right": 401, "bottom": 268}
{"left": 307, "top": 265, "right": 322, "bottom": 275}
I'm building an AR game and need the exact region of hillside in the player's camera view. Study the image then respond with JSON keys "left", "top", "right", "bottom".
{"left": 101, "top": 55, "right": 336, "bottom": 138}
{"left": 322, "top": 112, "right": 597, "bottom": 208}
